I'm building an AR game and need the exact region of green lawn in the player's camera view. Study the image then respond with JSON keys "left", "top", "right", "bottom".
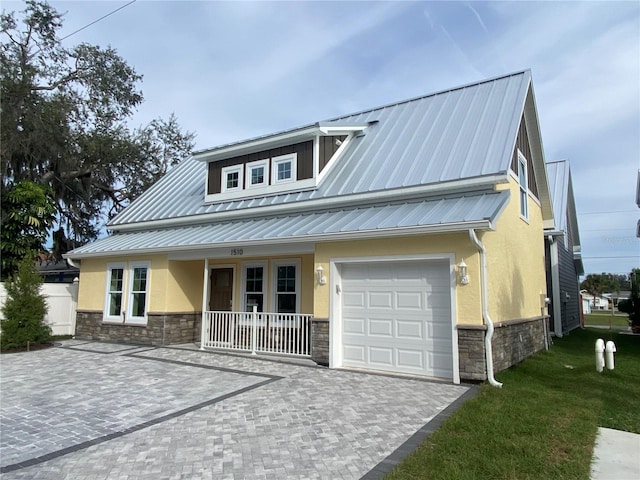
{"left": 386, "top": 328, "right": 639, "bottom": 480}
{"left": 584, "top": 313, "right": 630, "bottom": 327}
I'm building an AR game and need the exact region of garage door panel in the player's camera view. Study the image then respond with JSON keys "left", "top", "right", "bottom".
{"left": 343, "top": 317, "right": 366, "bottom": 334}
{"left": 369, "top": 347, "right": 393, "bottom": 366}
{"left": 343, "top": 291, "right": 366, "bottom": 308}
{"left": 397, "top": 349, "right": 425, "bottom": 369}
{"left": 396, "top": 291, "right": 423, "bottom": 310}
{"left": 369, "top": 319, "right": 393, "bottom": 337}
{"left": 396, "top": 320, "right": 423, "bottom": 339}
{"left": 340, "top": 260, "right": 453, "bottom": 379}
{"left": 343, "top": 344, "right": 366, "bottom": 363}
{"left": 369, "top": 292, "right": 393, "bottom": 309}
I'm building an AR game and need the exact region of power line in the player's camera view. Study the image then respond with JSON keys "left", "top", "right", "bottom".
{"left": 578, "top": 210, "right": 637, "bottom": 215}
{"left": 582, "top": 256, "right": 639, "bottom": 259}
{"left": 60, "top": 0, "right": 137, "bottom": 42}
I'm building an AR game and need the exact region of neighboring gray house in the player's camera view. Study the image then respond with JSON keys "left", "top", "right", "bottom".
{"left": 545, "top": 160, "right": 584, "bottom": 336}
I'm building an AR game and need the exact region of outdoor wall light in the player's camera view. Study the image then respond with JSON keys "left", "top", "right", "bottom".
{"left": 457, "top": 259, "right": 469, "bottom": 285}
{"left": 316, "top": 265, "right": 327, "bottom": 285}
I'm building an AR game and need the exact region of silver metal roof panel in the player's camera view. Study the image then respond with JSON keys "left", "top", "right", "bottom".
{"left": 109, "top": 71, "right": 532, "bottom": 228}
{"left": 69, "top": 191, "right": 509, "bottom": 258}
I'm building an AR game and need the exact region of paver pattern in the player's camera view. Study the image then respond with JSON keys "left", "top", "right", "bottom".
{"left": 0, "top": 341, "right": 470, "bottom": 479}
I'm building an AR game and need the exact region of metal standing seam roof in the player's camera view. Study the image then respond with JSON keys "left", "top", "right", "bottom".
{"left": 108, "top": 71, "right": 532, "bottom": 228}
{"left": 69, "top": 190, "right": 510, "bottom": 257}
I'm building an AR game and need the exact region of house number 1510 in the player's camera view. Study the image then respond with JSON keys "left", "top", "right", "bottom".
{"left": 231, "top": 248, "right": 244, "bottom": 256}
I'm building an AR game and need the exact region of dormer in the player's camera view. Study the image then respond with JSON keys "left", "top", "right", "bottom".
{"left": 194, "top": 122, "right": 372, "bottom": 203}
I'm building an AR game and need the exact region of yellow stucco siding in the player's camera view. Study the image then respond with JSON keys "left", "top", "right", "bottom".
{"left": 166, "top": 260, "right": 204, "bottom": 312}
{"left": 313, "top": 235, "right": 482, "bottom": 324}
{"left": 77, "top": 255, "right": 169, "bottom": 312}
{"left": 483, "top": 177, "right": 547, "bottom": 322}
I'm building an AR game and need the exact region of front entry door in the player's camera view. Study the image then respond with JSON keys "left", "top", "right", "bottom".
{"left": 210, "top": 268, "right": 233, "bottom": 311}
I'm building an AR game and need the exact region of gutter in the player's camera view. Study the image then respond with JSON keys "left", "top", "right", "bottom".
{"left": 469, "top": 229, "right": 503, "bottom": 388}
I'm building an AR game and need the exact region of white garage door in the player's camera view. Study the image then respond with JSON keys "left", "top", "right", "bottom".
{"left": 340, "top": 260, "right": 454, "bottom": 379}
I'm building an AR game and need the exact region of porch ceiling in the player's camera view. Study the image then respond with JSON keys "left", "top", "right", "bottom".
{"left": 66, "top": 190, "right": 509, "bottom": 258}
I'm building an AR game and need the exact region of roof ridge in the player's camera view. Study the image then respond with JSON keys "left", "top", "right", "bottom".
{"left": 327, "top": 69, "right": 531, "bottom": 122}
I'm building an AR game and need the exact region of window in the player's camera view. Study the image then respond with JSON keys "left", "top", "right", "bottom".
{"left": 221, "top": 165, "right": 243, "bottom": 192}
{"left": 272, "top": 153, "right": 297, "bottom": 185}
{"left": 518, "top": 152, "right": 529, "bottom": 220}
{"left": 272, "top": 260, "right": 300, "bottom": 313}
{"left": 103, "top": 261, "right": 150, "bottom": 325}
{"left": 127, "top": 263, "right": 149, "bottom": 324}
{"left": 105, "top": 263, "right": 125, "bottom": 321}
{"left": 246, "top": 159, "right": 269, "bottom": 188}
{"left": 243, "top": 264, "right": 265, "bottom": 312}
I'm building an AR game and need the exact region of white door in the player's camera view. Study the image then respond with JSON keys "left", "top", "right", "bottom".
{"left": 339, "top": 260, "right": 454, "bottom": 379}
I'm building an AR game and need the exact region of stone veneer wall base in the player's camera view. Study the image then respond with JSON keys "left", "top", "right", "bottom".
{"left": 75, "top": 311, "right": 201, "bottom": 346}
{"left": 457, "top": 316, "right": 549, "bottom": 381}
{"left": 311, "top": 318, "right": 329, "bottom": 366}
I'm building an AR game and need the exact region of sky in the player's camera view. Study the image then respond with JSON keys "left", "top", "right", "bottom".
{"left": 5, "top": 0, "right": 640, "bottom": 277}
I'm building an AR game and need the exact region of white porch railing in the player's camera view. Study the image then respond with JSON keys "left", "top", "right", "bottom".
{"left": 201, "top": 308, "right": 312, "bottom": 357}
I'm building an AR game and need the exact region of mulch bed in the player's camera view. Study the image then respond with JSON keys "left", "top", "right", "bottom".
{"left": 0, "top": 343, "right": 55, "bottom": 354}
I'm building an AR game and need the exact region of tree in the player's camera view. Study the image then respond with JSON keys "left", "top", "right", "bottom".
{"left": 1, "top": 0, "right": 195, "bottom": 252}
{"left": 0, "top": 252, "right": 51, "bottom": 350}
{"left": 580, "top": 274, "right": 620, "bottom": 308}
{"left": 1, "top": 180, "right": 56, "bottom": 279}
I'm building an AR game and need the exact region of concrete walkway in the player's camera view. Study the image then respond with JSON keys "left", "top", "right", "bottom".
{"left": 0, "top": 340, "right": 473, "bottom": 479}
{"left": 591, "top": 428, "right": 640, "bottom": 480}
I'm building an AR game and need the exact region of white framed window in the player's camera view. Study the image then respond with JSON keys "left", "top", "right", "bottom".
{"left": 271, "top": 153, "right": 297, "bottom": 185}
{"left": 221, "top": 164, "right": 244, "bottom": 192}
{"left": 105, "top": 263, "right": 125, "bottom": 322}
{"left": 242, "top": 262, "right": 267, "bottom": 312}
{"left": 518, "top": 152, "right": 529, "bottom": 220}
{"left": 103, "top": 261, "right": 150, "bottom": 325}
{"left": 127, "top": 262, "right": 150, "bottom": 325}
{"left": 271, "top": 259, "right": 300, "bottom": 314}
{"left": 246, "top": 159, "right": 269, "bottom": 189}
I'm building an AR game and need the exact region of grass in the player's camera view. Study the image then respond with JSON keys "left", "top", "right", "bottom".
{"left": 584, "top": 312, "right": 630, "bottom": 328}
{"left": 385, "top": 328, "right": 640, "bottom": 480}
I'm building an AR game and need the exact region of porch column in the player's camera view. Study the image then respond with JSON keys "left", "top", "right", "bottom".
{"left": 200, "top": 258, "right": 209, "bottom": 349}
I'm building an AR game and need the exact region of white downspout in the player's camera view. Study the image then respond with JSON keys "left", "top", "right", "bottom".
{"left": 469, "top": 229, "right": 503, "bottom": 388}
{"left": 548, "top": 235, "right": 563, "bottom": 338}
{"left": 65, "top": 257, "right": 80, "bottom": 269}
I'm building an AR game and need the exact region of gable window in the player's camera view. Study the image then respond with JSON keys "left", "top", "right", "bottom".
{"left": 272, "top": 153, "right": 297, "bottom": 185}
{"left": 221, "top": 165, "right": 243, "bottom": 192}
{"left": 272, "top": 260, "right": 300, "bottom": 314}
{"left": 243, "top": 263, "right": 266, "bottom": 312}
{"left": 104, "top": 261, "right": 150, "bottom": 325}
{"left": 518, "top": 152, "right": 529, "bottom": 220}
{"left": 246, "top": 159, "right": 269, "bottom": 188}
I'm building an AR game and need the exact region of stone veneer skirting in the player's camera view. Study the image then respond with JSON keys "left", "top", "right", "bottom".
{"left": 311, "top": 318, "right": 329, "bottom": 366}
{"left": 458, "top": 316, "right": 550, "bottom": 381}
{"left": 75, "top": 310, "right": 201, "bottom": 346}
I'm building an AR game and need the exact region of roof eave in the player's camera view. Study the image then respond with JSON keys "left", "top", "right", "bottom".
{"left": 65, "top": 220, "right": 494, "bottom": 260}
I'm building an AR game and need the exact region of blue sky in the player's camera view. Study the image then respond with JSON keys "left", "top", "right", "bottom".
{"left": 6, "top": 0, "right": 640, "bottom": 276}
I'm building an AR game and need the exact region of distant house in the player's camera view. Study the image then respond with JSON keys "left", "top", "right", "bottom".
{"left": 581, "top": 291, "right": 609, "bottom": 311}
{"left": 545, "top": 160, "right": 584, "bottom": 336}
{"left": 66, "top": 70, "right": 557, "bottom": 384}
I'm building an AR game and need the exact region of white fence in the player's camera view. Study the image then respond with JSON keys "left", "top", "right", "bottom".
{"left": 202, "top": 309, "right": 312, "bottom": 357}
{"left": 0, "top": 280, "right": 79, "bottom": 336}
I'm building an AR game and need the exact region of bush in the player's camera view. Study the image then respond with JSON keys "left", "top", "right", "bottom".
{"left": 0, "top": 253, "right": 51, "bottom": 350}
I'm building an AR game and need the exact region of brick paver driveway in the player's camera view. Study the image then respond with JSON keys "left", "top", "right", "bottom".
{"left": 0, "top": 341, "right": 473, "bottom": 479}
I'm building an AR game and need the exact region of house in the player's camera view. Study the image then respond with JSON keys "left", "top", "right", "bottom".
{"left": 581, "top": 291, "right": 610, "bottom": 311}
{"left": 65, "top": 70, "right": 557, "bottom": 384}
{"left": 544, "top": 160, "right": 584, "bottom": 336}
